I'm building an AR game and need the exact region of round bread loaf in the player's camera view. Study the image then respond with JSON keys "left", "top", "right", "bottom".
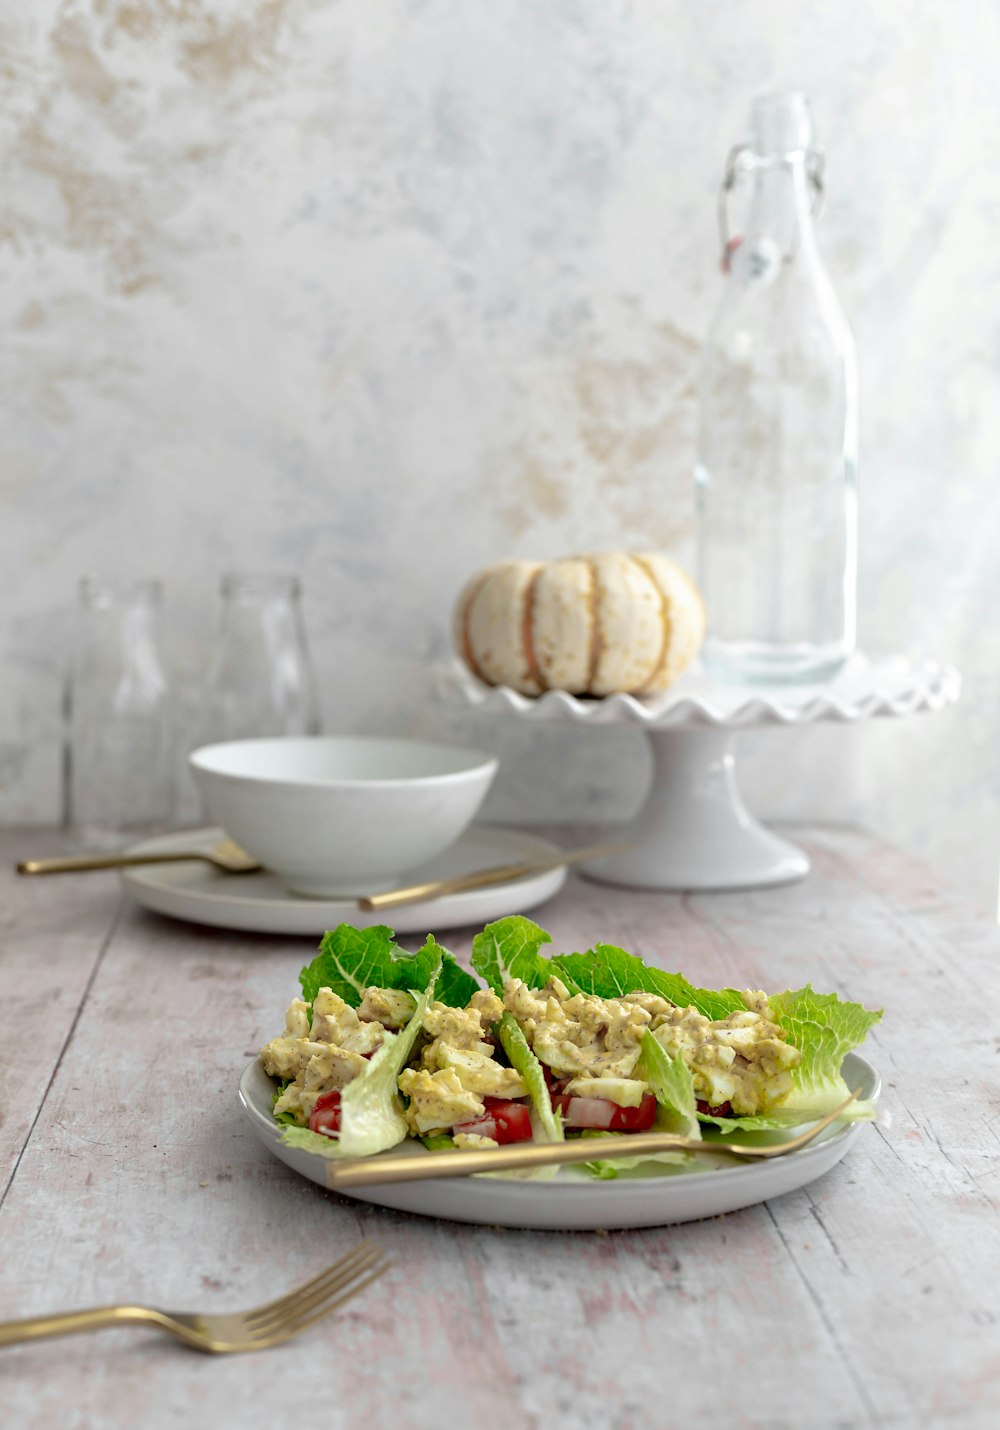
{"left": 454, "top": 552, "right": 705, "bottom": 697}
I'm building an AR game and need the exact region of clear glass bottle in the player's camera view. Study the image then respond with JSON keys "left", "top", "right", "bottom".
{"left": 695, "top": 91, "right": 858, "bottom": 684}
{"left": 65, "top": 578, "right": 174, "bottom": 846}
{"left": 199, "top": 574, "right": 321, "bottom": 745}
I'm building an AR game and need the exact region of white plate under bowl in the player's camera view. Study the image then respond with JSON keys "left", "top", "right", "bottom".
{"left": 120, "top": 826, "right": 567, "bottom": 936}
{"left": 238, "top": 1052, "right": 879, "bottom": 1231}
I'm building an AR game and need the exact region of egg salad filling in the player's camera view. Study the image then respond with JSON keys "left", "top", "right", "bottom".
{"left": 502, "top": 976, "right": 800, "bottom": 1118}
{"left": 398, "top": 988, "right": 526, "bottom": 1143}
{"left": 265, "top": 916, "right": 881, "bottom": 1177}
{"left": 262, "top": 985, "right": 418, "bottom": 1124}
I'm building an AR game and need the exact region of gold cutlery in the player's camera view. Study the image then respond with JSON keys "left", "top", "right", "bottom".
{"left": 327, "top": 1090, "right": 861, "bottom": 1188}
{"left": 17, "top": 838, "right": 625, "bottom": 899}
{"left": 0, "top": 1242, "right": 387, "bottom": 1355}
{"left": 357, "top": 840, "right": 631, "bottom": 911}
{"left": 16, "top": 837, "right": 260, "bottom": 877}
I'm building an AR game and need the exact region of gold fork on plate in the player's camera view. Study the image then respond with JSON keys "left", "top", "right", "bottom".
{"left": 326, "top": 1091, "right": 862, "bottom": 1189}
{"left": 0, "top": 1242, "right": 388, "bottom": 1354}
{"left": 16, "top": 837, "right": 260, "bottom": 876}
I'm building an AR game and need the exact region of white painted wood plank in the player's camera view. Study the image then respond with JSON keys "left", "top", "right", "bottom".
{"left": 0, "top": 827, "right": 998, "bottom": 1429}
{"left": 679, "top": 826, "right": 1000, "bottom": 1427}
{"left": 0, "top": 832, "right": 124, "bottom": 1191}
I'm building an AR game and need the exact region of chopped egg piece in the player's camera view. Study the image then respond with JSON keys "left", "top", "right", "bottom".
{"left": 397, "top": 1068, "right": 485, "bottom": 1135}
{"left": 562, "top": 1076, "right": 647, "bottom": 1106}
{"left": 310, "top": 988, "right": 384, "bottom": 1055}
{"left": 357, "top": 986, "right": 417, "bottom": 1029}
{"left": 433, "top": 1044, "right": 526, "bottom": 1099}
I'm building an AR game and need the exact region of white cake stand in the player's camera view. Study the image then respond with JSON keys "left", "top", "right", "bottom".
{"left": 452, "top": 654, "right": 960, "bottom": 892}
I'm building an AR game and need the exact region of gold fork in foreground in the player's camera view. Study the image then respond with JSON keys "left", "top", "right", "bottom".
{"left": 327, "top": 1091, "right": 862, "bottom": 1189}
{"left": 0, "top": 1242, "right": 388, "bottom": 1355}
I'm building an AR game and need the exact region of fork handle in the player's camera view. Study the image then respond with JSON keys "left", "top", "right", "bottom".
{"left": 16, "top": 852, "right": 209, "bottom": 875}
{"left": 0, "top": 1305, "right": 165, "bottom": 1346}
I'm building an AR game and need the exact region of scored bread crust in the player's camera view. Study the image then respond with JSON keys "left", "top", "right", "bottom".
{"left": 455, "top": 551, "right": 705, "bottom": 697}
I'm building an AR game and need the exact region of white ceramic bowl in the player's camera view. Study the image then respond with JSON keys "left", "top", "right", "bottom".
{"left": 188, "top": 736, "right": 498, "bottom": 898}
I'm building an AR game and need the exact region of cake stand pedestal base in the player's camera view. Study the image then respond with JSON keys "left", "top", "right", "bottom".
{"left": 449, "top": 653, "right": 960, "bottom": 893}
{"left": 581, "top": 727, "right": 809, "bottom": 892}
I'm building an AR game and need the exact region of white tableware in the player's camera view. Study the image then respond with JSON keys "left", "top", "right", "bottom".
{"left": 449, "top": 653, "right": 960, "bottom": 891}
{"left": 239, "top": 1052, "right": 879, "bottom": 1231}
{"left": 189, "top": 736, "right": 498, "bottom": 897}
{"left": 120, "top": 826, "right": 567, "bottom": 935}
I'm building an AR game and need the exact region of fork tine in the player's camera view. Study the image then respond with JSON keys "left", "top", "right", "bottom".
{"left": 240, "top": 1243, "right": 376, "bottom": 1322}
{"left": 245, "top": 1249, "right": 385, "bottom": 1336}
{"left": 269, "top": 1250, "right": 389, "bottom": 1329}
{"left": 242, "top": 1245, "right": 383, "bottom": 1331}
{"left": 249, "top": 1261, "right": 390, "bottom": 1347}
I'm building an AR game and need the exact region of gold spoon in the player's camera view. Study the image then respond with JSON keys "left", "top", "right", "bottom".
{"left": 16, "top": 837, "right": 260, "bottom": 876}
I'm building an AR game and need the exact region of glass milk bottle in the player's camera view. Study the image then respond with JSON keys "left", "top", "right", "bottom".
{"left": 200, "top": 574, "right": 321, "bottom": 744}
{"left": 65, "top": 578, "right": 174, "bottom": 845}
{"left": 695, "top": 92, "right": 858, "bottom": 684}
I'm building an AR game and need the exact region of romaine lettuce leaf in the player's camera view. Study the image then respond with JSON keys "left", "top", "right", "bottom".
{"left": 271, "top": 1083, "right": 300, "bottom": 1128}
{"left": 577, "top": 1129, "right": 688, "bottom": 1180}
{"left": 770, "top": 985, "right": 882, "bottom": 1105}
{"left": 635, "top": 1030, "right": 701, "bottom": 1139}
{"left": 470, "top": 916, "right": 556, "bottom": 995}
{"left": 465, "top": 1010, "right": 561, "bottom": 1182}
{"left": 572, "top": 1033, "right": 697, "bottom": 1178}
{"left": 299, "top": 925, "right": 474, "bottom": 1008}
{"left": 280, "top": 951, "right": 440, "bottom": 1159}
{"left": 432, "top": 949, "right": 481, "bottom": 1009}
{"left": 552, "top": 945, "right": 746, "bottom": 1021}
{"left": 299, "top": 924, "right": 429, "bottom": 1005}
{"left": 421, "top": 1134, "right": 455, "bottom": 1152}
{"left": 495, "top": 1011, "right": 562, "bottom": 1145}
{"left": 698, "top": 985, "right": 882, "bottom": 1133}
{"left": 687, "top": 987, "right": 882, "bottom": 1133}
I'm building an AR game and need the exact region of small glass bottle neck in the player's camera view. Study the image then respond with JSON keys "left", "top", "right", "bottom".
{"left": 221, "top": 574, "right": 301, "bottom": 606}
{"left": 744, "top": 152, "right": 817, "bottom": 253}
{"left": 77, "top": 582, "right": 162, "bottom": 662}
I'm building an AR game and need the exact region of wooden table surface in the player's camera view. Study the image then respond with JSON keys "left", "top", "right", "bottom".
{"left": 1, "top": 824, "right": 998, "bottom": 1430}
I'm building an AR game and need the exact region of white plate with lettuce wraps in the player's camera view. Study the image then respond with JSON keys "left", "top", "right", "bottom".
{"left": 238, "top": 918, "right": 882, "bottom": 1230}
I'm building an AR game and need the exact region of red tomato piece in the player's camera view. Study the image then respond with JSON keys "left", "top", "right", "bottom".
{"left": 453, "top": 1098, "right": 534, "bottom": 1145}
{"left": 551, "top": 1092, "right": 658, "bottom": 1132}
{"left": 308, "top": 1089, "right": 342, "bottom": 1137}
{"left": 696, "top": 1098, "right": 733, "bottom": 1118}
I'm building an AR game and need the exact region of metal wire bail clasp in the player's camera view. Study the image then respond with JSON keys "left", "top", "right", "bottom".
{"left": 717, "top": 144, "right": 826, "bottom": 270}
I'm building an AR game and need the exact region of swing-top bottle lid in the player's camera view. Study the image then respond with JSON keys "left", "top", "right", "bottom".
{"left": 749, "top": 91, "right": 815, "bottom": 157}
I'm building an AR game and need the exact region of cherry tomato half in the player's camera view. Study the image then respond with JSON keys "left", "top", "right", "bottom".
{"left": 453, "top": 1098, "right": 534, "bottom": 1144}
{"left": 308, "top": 1089, "right": 342, "bottom": 1137}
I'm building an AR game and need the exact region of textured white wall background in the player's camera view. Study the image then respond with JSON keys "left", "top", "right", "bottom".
{"left": 1, "top": 2, "right": 997, "bottom": 903}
